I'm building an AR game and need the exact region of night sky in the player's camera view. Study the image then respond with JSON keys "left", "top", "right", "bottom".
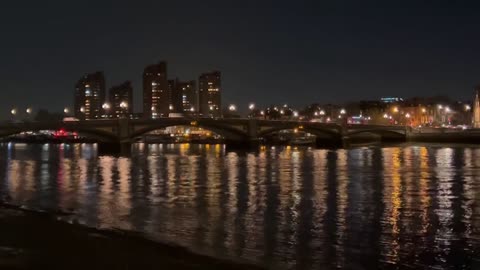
{"left": 1, "top": 0, "right": 480, "bottom": 117}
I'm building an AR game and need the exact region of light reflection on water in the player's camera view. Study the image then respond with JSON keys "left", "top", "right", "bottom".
{"left": 0, "top": 143, "right": 479, "bottom": 269}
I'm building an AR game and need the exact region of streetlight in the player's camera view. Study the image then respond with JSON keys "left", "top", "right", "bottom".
{"left": 169, "top": 105, "right": 174, "bottom": 111}
{"left": 260, "top": 110, "right": 265, "bottom": 116}
{"left": 280, "top": 109, "right": 285, "bottom": 115}
{"left": 102, "top": 102, "right": 111, "bottom": 118}
{"left": 319, "top": 110, "right": 325, "bottom": 116}
{"left": 26, "top": 108, "right": 32, "bottom": 115}
{"left": 465, "top": 105, "right": 471, "bottom": 111}
{"left": 11, "top": 108, "right": 17, "bottom": 116}
{"left": 314, "top": 112, "right": 318, "bottom": 116}
{"left": 393, "top": 107, "right": 399, "bottom": 113}
{"left": 405, "top": 113, "right": 411, "bottom": 118}
{"left": 229, "top": 104, "right": 236, "bottom": 112}
{"left": 421, "top": 108, "right": 426, "bottom": 113}
{"left": 120, "top": 101, "right": 128, "bottom": 114}
{"left": 437, "top": 104, "right": 443, "bottom": 110}
{"left": 445, "top": 106, "right": 451, "bottom": 113}
{"left": 383, "top": 113, "right": 389, "bottom": 119}
{"left": 80, "top": 106, "right": 86, "bottom": 113}
{"left": 248, "top": 103, "right": 255, "bottom": 110}
{"left": 340, "top": 109, "right": 346, "bottom": 115}
{"left": 64, "top": 107, "right": 70, "bottom": 114}
{"left": 293, "top": 111, "right": 299, "bottom": 117}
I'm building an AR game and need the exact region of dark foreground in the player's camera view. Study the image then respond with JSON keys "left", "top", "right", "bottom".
{"left": 0, "top": 204, "right": 264, "bottom": 270}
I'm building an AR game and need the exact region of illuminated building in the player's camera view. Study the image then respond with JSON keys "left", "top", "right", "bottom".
{"left": 143, "top": 61, "right": 169, "bottom": 118}
{"left": 199, "top": 71, "right": 221, "bottom": 117}
{"left": 74, "top": 71, "right": 106, "bottom": 120}
{"left": 474, "top": 87, "right": 480, "bottom": 128}
{"left": 177, "top": 80, "right": 197, "bottom": 115}
{"left": 109, "top": 81, "right": 133, "bottom": 117}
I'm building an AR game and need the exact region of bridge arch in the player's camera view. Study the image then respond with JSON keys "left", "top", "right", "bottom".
{"left": 0, "top": 125, "right": 119, "bottom": 142}
{"left": 129, "top": 120, "right": 249, "bottom": 142}
{"left": 257, "top": 125, "right": 341, "bottom": 139}
{"left": 346, "top": 129, "right": 406, "bottom": 140}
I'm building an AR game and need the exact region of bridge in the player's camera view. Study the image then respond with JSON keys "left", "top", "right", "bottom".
{"left": 0, "top": 118, "right": 412, "bottom": 153}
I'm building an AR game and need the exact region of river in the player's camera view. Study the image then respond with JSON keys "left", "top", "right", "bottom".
{"left": 0, "top": 142, "right": 479, "bottom": 269}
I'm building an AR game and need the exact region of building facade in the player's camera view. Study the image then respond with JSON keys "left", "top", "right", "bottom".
{"left": 177, "top": 80, "right": 197, "bottom": 115}
{"left": 199, "top": 71, "right": 221, "bottom": 117}
{"left": 74, "top": 71, "right": 106, "bottom": 120}
{"left": 109, "top": 81, "right": 133, "bottom": 118}
{"left": 143, "top": 61, "right": 169, "bottom": 118}
{"left": 474, "top": 88, "right": 480, "bottom": 128}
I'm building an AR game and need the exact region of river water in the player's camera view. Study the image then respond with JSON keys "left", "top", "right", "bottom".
{"left": 0, "top": 142, "right": 479, "bottom": 269}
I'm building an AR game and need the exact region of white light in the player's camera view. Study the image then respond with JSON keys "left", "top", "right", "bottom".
{"left": 260, "top": 110, "right": 265, "bottom": 115}
{"left": 293, "top": 111, "right": 299, "bottom": 117}
{"left": 229, "top": 104, "right": 236, "bottom": 111}
{"left": 120, "top": 101, "right": 128, "bottom": 109}
{"left": 209, "top": 105, "right": 214, "bottom": 111}
{"left": 319, "top": 110, "right": 325, "bottom": 115}
{"left": 64, "top": 107, "right": 69, "bottom": 114}
{"left": 438, "top": 104, "right": 443, "bottom": 109}
{"left": 383, "top": 113, "right": 388, "bottom": 118}
{"left": 11, "top": 109, "right": 17, "bottom": 115}
{"left": 445, "top": 107, "right": 451, "bottom": 113}
{"left": 314, "top": 112, "right": 318, "bottom": 116}
{"left": 102, "top": 103, "right": 110, "bottom": 110}
{"left": 80, "top": 106, "right": 85, "bottom": 113}
{"left": 190, "top": 106, "right": 195, "bottom": 112}
{"left": 151, "top": 106, "right": 155, "bottom": 111}
{"left": 340, "top": 109, "right": 346, "bottom": 115}
{"left": 248, "top": 103, "right": 255, "bottom": 110}
{"left": 405, "top": 113, "right": 411, "bottom": 118}
{"left": 465, "top": 105, "right": 471, "bottom": 111}
{"left": 26, "top": 108, "right": 32, "bottom": 114}
{"left": 280, "top": 109, "right": 285, "bottom": 115}
{"left": 169, "top": 105, "right": 174, "bottom": 111}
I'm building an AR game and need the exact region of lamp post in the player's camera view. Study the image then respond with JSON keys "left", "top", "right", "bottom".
{"left": 11, "top": 108, "right": 17, "bottom": 122}
{"left": 102, "top": 103, "right": 111, "bottom": 118}
{"left": 120, "top": 101, "right": 128, "bottom": 118}
{"left": 26, "top": 108, "right": 32, "bottom": 121}
{"left": 248, "top": 103, "right": 255, "bottom": 118}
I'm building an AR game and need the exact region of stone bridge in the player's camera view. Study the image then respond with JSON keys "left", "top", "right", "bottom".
{"left": 0, "top": 118, "right": 412, "bottom": 152}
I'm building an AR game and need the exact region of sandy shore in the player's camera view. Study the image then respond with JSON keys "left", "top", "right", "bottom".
{"left": 0, "top": 203, "right": 266, "bottom": 269}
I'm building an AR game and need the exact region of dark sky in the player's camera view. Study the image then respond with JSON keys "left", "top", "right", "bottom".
{"left": 1, "top": 0, "right": 480, "bottom": 116}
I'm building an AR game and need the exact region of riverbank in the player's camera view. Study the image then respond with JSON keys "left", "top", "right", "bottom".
{"left": 0, "top": 203, "right": 265, "bottom": 270}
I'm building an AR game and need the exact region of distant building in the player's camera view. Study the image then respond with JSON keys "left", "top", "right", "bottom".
{"left": 381, "top": 97, "right": 403, "bottom": 103}
{"left": 74, "top": 71, "right": 106, "bottom": 120}
{"left": 168, "top": 79, "right": 180, "bottom": 113}
{"left": 474, "top": 87, "right": 480, "bottom": 128}
{"left": 177, "top": 80, "right": 197, "bottom": 115}
{"left": 143, "top": 61, "right": 169, "bottom": 118}
{"left": 199, "top": 71, "right": 221, "bottom": 117}
{"left": 109, "top": 81, "right": 133, "bottom": 118}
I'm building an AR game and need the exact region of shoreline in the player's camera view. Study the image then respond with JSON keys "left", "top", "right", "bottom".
{"left": 0, "top": 202, "right": 266, "bottom": 269}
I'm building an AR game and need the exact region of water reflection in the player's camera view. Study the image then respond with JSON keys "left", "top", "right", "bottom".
{"left": 0, "top": 143, "right": 479, "bottom": 269}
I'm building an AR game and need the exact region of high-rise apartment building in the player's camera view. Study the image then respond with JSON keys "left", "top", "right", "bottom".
{"left": 176, "top": 80, "right": 197, "bottom": 114}
{"left": 74, "top": 71, "right": 106, "bottom": 120}
{"left": 143, "top": 61, "right": 169, "bottom": 118}
{"left": 198, "top": 71, "right": 221, "bottom": 117}
{"left": 109, "top": 81, "right": 133, "bottom": 117}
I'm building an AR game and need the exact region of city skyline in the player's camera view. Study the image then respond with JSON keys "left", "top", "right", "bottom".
{"left": 1, "top": 1, "right": 480, "bottom": 119}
